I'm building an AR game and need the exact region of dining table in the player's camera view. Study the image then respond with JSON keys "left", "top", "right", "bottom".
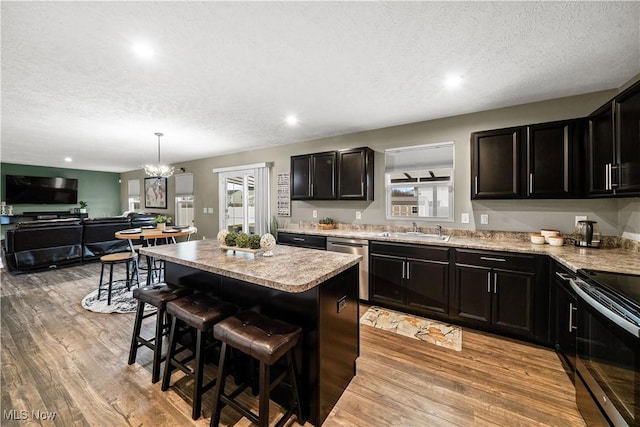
{"left": 115, "top": 226, "right": 197, "bottom": 284}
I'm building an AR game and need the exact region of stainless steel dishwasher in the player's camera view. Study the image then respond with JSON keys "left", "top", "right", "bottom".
{"left": 326, "top": 237, "right": 369, "bottom": 301}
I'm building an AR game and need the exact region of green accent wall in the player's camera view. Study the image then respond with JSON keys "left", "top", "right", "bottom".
{"left": 0, "top": 163, "right": 121, "bottom": 219}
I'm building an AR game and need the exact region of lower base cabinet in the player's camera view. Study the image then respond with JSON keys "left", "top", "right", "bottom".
{"left": 370, "top": 241, "right": 449, "bottom": 318}
{"left": 451, "top": 249, "right": 548, "bottom": 341}
{"left": 552, "top": 262, "right": 577, "bottom": 376}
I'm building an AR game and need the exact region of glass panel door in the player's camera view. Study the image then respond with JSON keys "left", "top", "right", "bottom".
{"left": 221, "top": 172, "right": 255, "bottom": 233}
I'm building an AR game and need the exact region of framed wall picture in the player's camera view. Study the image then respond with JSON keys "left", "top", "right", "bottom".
{"left": 144, "top": 177, "right": 167, "bottom": 209}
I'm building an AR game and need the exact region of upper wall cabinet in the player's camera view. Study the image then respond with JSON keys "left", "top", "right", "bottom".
{"left": 471, "top": 120, "right": 581, "bottom": 200}
{"left": 291, "top": 147, "right": 374, "bottom": 201}
{"left": 291, "top": 151, "right": 337, "bottom": 200}
{"left": 471, "top": 127, "right": 522, "bottom": 198}
{"left": 588, "top": 81, "right": 640, "bottom": 197}
{"left": 337, "top": 147, "right": 374, "bottom": 200}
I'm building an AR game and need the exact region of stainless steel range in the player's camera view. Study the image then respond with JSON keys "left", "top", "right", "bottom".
{"left": 571, "top": 269, "right": 640, "bottom": 426}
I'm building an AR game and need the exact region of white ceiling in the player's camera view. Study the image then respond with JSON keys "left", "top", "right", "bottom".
{"left": 2, "top": 1, "right": 639, "bottom": 173}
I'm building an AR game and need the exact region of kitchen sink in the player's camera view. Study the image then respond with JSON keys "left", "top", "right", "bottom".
{"left": 375, "top": 231, "right": 450, "bottom": 242}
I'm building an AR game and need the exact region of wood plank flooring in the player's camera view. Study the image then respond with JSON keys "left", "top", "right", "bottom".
{"left": 1, "top": 263, "right": 585, "bottom": 426}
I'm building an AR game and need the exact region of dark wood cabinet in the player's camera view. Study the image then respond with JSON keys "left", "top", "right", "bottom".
{"left": 291, "top": 147, "right": 374, "bottom": 201}
{"left": 337, "top": 147, "right": 374, "bottom": 200}
{"left": 471, "top": 127, "right": 522, "bottom": 199}
{"left": 452, "top": 249, "right": 538, "bottom": 339}
{"left": 615, "top": 82, "right": 640, "bottom": 193}
{"left": 526, "top": 120, "right": 576, "bottom": 198}
{"left": 588, "top": 81, "right": 640, "bottom": 197}
{"left": 290, "top": 151, "right": 336, "bottom": 200}
{"left": 552, "top": 262, "right": 577, "bottom": 377}
{"left": 370, "top": 241, "right": 449, "bottom": 318}
{"left": 588, "top": 101, "right": 616, "bottom": 196}
{"left": 277, "top": 232, "right": 326, "bottom": 250}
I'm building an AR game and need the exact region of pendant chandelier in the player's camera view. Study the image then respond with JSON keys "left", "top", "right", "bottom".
{"left": 142, "top": 132, "right": 174, "bottom": 178}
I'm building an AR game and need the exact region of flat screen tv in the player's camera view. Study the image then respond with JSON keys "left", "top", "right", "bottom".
{"left": 5, "top": 175, "right": 78, "bottom": 204}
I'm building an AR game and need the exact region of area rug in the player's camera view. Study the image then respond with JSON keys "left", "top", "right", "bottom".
{"left": 81, "top": 271, "right": 153, "bottom": 314}
{"left": 360, "top": 306, "right": 462, "bottom": 351}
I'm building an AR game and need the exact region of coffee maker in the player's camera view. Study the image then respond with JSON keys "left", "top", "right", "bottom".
{"left": 575, "top": 220, "right": 600, "bottom": 248}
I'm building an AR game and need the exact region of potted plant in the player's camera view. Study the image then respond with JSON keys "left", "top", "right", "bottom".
{"left": 152, "top": 215, "right": 171, "bottom": 230}
{"left": 79, "top": 200, "right": 88, "bottom": 214}
{"left": 318, "top": 217, "right": 335, "bottom": 230}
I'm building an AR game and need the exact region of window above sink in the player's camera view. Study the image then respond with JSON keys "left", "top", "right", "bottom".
{"left": 384, "top": 142, "right": 454, "bottom": 222}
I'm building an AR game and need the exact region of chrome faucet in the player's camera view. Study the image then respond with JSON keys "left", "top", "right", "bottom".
{"left": 436, "top": 224, "right": 442, "bottom": 237}
{"left": 412, "top": 222, "right": 418, "bottom": 233}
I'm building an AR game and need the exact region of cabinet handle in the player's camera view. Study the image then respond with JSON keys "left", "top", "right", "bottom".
{"left": 487, "top": 272, "right": 491, "bottom": 293}
{"left": 361, "top": 182, "right": 364, "bottom": 196}
{"left": 402, "top": 261, "right": 405, "bottom": 279}
{"left": 480, "top": 256, "right": 506, "bottom": 262}
{"left": 406, "top": 263, "right": 410, "bottom": 280}
{"left": 611, "top": 164, "right": 618, "bottom": 188}
{"left": 494, "top": 273, "right": 498, "bottom": 293}
{"left": 293, "top": 237, "right": 305, "bottom": 242}
{"left": 474, "top": 176, "right": 478, "bottom": 195}
{"left": 569, "top": 303, "right": 577, "bottom": 332}
{"left": 529, "top": 173, "right": 533, "bottom": 194}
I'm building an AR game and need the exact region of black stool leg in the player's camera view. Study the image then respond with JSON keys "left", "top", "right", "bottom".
{"left": 161, "top": 316, "right": 179, "bottom": 392}
{"left": 126, "top": 260, "right": 131, "bottom": 291}
{"left": 151, "top": 307, "right": 165, "bottom": 383}
{"left": 107, "top": 263, "right": 114, "bottom": 305}
{"left": 259, "top": 361, "right": 270, "bottom": 427}
{"left": 210, "top": 342, "right": 229, "bottom": 427}
{"left": 287, "top": 352, "right": 303, "bottom": 423}
{"left": 128, "top": 300, "right": 145, "bottom": 365}
{"left": 192, "top": 329, "right": 205, "bottom": 420}
{"left": 98, "top": 262, "right": 106, "bottom": 299}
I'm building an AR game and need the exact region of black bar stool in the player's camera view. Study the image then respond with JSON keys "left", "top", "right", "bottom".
{"left": 98, "top": 252, "right": 139, "bottom": 305}
{"left": 127, "top": 283, "right": 194, "bottom": 383}
{"left": 161, "top": 294, "right": 237, "bottom": 420}
{"left": 210, "top": 310, "right": 303, "bottom": 427}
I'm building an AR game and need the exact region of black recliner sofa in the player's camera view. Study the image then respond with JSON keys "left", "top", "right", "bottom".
{"left": 3, "top": 213, "right": 162, "bottom": 274}
{"left": 3, "top": 218, "right": 84, "bottom": 273}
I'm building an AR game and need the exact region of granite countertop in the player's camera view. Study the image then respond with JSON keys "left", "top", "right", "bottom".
{"left": 139, "top": 239, "right": 361, "bottom": 293}
{"left": 279, "top": 227, "right": 640, "bottom": 276}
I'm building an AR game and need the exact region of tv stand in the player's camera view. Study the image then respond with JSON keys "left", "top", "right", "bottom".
{"left": 4, "top": 211, "right": 88, "bottom": 224}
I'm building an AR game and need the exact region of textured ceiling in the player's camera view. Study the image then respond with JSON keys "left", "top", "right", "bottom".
{"left": 2, "top": 1, "right": 639, "bottom": 173}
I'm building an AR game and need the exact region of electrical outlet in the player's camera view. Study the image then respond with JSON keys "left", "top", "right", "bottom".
{"left": 575, "top": 215, "right": 587, "bottom": 226}
{"left": 461, "top": 213, "right": 470, "bottom": 224}
{"left": 480, "top": 214, "right": 489, "bottom": 225}
{"left": 312, "top": 210, "right": 317, "bottom": 218}
{"left": 203, "top": 208, "right": 207, "bottom": 214}
{"left": 356, "top": 211, "right": 362, "bottom": 220}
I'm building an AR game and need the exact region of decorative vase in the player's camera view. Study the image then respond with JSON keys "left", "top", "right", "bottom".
{"left": 260, "top": 233, "right": 276, "bottom": 257}
{"left": 156, "top": 223, "right": 166, "bottom": 230}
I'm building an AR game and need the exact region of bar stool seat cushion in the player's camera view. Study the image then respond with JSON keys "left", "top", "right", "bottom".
{"left": 100, "top": 252, "right": 136, "bottom": 263}
{"left": 133, "top": 284, "right": 192, "bottom": 309}
{"left": 167, "top": 294, "right": 237, "bottom": 331}
{"left": 214, "top": 311, "right": 302, "bottom": 365}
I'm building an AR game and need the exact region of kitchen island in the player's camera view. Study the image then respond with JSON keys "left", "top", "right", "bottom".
{"left": 139, "top": 239, "right": 362, "bottom": 426}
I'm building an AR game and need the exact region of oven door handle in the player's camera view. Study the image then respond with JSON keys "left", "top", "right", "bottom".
{"left": 569, "top": 278, "right": 640, "bottom": 338}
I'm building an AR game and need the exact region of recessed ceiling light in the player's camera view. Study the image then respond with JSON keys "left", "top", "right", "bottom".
{"left": 132, "top": 41, "right": 155, "bottom": 59}
{"left": 64, "top": 157, "right": 72, "bottom": 162}
{"left": 444, "top": 75, "right": 463, "bottom": 89}
{"left": 285, "top": 115, "right": 299, "bottom": 126}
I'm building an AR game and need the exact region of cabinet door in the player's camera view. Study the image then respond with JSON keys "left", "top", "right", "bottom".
{"left": 337, "top": 147, "right": 374, "bottom": 200}
{"left": 452, "top": 264, "right": 491, "bottom": 324}
{"left": 615, "top": 83, "right": 640, "bottom": 193}
{"left": 554, "top": 276, "right": 577, "bottom": 373}
{"left": 526, "top": 121, "right": 571, "bottom": 197}
{"left": 492, "top": 269, "right": 534, "bottom": 336}
{"left": 471, "top": 128, "right": 522, "bottom": 198}
{"left": 588, "top": 102, "right": 615, "bottom": 195}
{"left": 406, "top": 259, "right": 449, "bottom": 315}
{"left": 370, "top": 254, "right": 404, "bottom": 305}
{"left": 312, "top": 152, "right": 337, "bottom": 199}
{"left": 291, "top": 155, "right": 312, "bottom": 199}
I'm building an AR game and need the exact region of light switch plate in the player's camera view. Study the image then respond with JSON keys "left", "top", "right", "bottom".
{"left": 461, "top": 213, "right": 470, "bottom": 224}
{"left": 312, "top": 210, "right": 317, "bottom": 218}
{"left": 480, "top": 214, "right": 489, "bottom": 225}
{"left": 203, "top": 208, "right": 208, "bottom": 214}
{"left": 356, "top": 211, "right": 362, "bottom": 220}
{"left": 207, "top": 207, "right": 214, "bottom": 214}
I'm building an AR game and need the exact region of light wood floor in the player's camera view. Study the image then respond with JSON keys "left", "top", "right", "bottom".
{"left": 1, "top": 263, "right": 586, "bottom": 426}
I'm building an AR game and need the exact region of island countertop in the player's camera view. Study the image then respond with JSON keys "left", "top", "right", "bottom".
{"left": 139, "top": 239, "right": 361, "bottom": 293}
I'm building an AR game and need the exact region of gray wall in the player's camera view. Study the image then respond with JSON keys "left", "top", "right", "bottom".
{"left": 120, "top": 88, "right": 640, "bottom": 242}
